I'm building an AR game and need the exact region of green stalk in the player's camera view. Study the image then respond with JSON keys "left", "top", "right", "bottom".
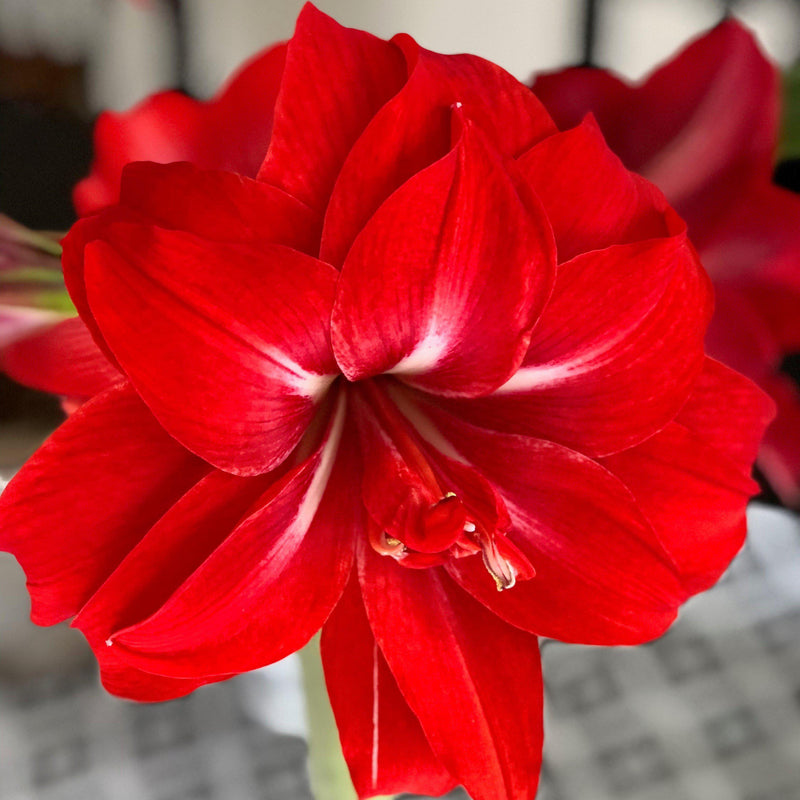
{"left": 298, "top": 635, "right": 394, "bottom": 800}
{"left": 299, "top": 634, "right": 359, "bottom": 800}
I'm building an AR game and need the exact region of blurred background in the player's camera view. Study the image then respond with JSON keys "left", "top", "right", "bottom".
{"left": 2, "top": 1, "right": 800, "bottom": 799}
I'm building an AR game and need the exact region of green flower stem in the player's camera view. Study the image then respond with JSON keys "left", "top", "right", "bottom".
{"left": 298, "top": 635, "right": 394, "bottom": 800}
{"left": 299, "top": 634, "right": 358, "bottom": 800}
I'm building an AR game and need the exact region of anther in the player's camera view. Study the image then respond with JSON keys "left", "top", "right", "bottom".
{"left": 480, "top": 537, "right": 517, "bottom": 591}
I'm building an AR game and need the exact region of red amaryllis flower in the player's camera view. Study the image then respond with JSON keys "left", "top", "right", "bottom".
{"left": 0, "top": 6, "right": 772, "bottom": 799}
{"left": 534, "top": 19, "right": 800, "bottom": 505}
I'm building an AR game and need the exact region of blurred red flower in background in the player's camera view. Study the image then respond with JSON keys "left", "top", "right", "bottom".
{"left": 0, "top": 6, "right": 773, "bottom": 799}
{"left": 534, "top": 19, "right": 800, "bottom": 505}
{"left": 73, "top": 43, "right": 286, "bottom": 216}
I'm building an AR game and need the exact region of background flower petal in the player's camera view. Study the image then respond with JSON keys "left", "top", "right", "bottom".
{"left": 0, "top": 316, "right": 121, "bottom": 401}
{"left": 533, "top": 19, "right": 777, "bottom": 214}
{"left": 74, "top": 42, "right": 287, "bottom": 215}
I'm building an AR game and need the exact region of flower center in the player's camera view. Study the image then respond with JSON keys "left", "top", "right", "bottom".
{"left": 354, "top": 379, "right": 534, "bottom": 590}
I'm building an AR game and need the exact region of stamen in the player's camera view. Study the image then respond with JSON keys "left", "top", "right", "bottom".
{"left": 480, "top": 537, "right": 517, "bottom": 591}
{"left": 368, "top": 521, "right": 406, "bottom": 559}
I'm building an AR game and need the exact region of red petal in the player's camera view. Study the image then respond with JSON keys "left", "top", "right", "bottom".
{"left": 74, "top": 43, "right": 286, "bottom": 215}
{"left": 257, "top": 4, "right": 407, "bottom": 213}
{"left": 106, "top": 399, "right": 355, "bottom": 678}
{"left": 438, "top": 233, "right": 710, "bottom": 456}
{"left": 414, "top": 404, "right": 684, "bottom": 644}
{"left": 0, "top": 316, "right": 121, "bottom": 401}
{"left": 704, "top": 284, "right": 778, "bottom": 381}
{"left": 359, "top": 549, "right": 544, "bottom": 800}
{"left": 95, "top": 647, "right": 205, "bottom": 703}
{"left": 62, "top": 208, "right": 140, "bottom": 371}
{"left": 331, "top": 119, "right": 555, "bottom": 397}
{"left": 73, "top": 469, "right": 275, "bottom": 657}
{"left": 321, "top": 574, "right": 455, "bottom": 798}
{"left": 602, "top": 420, "right": 759, "bottom": 595}
{"left": 696, "top": 180, "right": 800, "bottom": 281}
{"left": 84, "top": 225, "right": 338, "bottom": 475}
{"left": 0, "top": 383, "right": 207, "bottom": 625}
{"left": 321, "top": 35, "right": 555, "bottom": 267}
{"left": 516, "top": 117, "right": 670, "bottom": 261}
{"left": 675, "top": 357, "right": 775, "bottom": 474}
{"left": 118, "top": 161, "right": 321, "bottom": 254}
{"left": 743, "top": 278, "right": 800, "bottom": 354}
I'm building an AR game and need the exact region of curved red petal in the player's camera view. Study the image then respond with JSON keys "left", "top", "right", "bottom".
{"left": 438, "top": 233, "right": 710, "bottom": 456}
{"left": 72, "top": 469, "right": 275, "bottom": 654}
{"left": 84, "top": 225, "right": 338, "bottom": 475}
{"left": 321, "top": 574, "right": 456, "bottom": 798}
{"left": 321, "top": 35, "right": 555, "bottom": 267}
{"left": 331, "top": 119, "right": 555, "bottom": 397}
{"left": 95, "top": 647, "right": 206, "bottom": 703}
{"left": 603, "top": 421, "right": 759, "bottom": 595}
{"left": 516, "top": 117, "right": 670, "bottom": 261}
{"left": 359, "top": 548, "right": 543, "bottom": 800}
{"left": 106, "top": 399, "right": 354, "bottom": 679}
{"left": 118, "top": 161, "right": 321, "bottom": 254}
{"left": 257, "top": 4, "right": 407, "bottom": 213}
{"left": 62, "top": 207, "right": 142, "bottom": 371}
{"left": 0, "top": 383, "right": 208, "bottom": 625}
{"left": 675, "top": 357, "right": 775, "bottom": 473}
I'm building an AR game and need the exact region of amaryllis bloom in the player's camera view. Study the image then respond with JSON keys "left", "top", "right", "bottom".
{"left": 534, "top": 19, "right": 800, "bottom": 505}
{"left": 0, "top": 6, "right": 773, "bottom": 799}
